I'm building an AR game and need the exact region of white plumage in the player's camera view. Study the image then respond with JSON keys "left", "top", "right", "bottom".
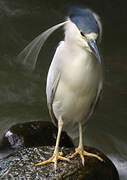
{"left": 40, "top": 17, "right": 103, "bottom": 168}
{"left": 46, "top": 21, "right": 103, "bottom": 137}
{"left": 18, "top": 7, "right": 103, "bottom": 168}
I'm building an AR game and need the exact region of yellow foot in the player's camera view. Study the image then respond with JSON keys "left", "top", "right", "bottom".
{"left": 35, "top": 152, "right": 70, "bottom": 169}
{"left": 68, "top": 147, "right": 103, "bottom": 165}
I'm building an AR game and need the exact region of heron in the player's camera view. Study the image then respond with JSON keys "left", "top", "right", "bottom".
{"left": 17, "top": 7, "right": 103, "bottom": 169}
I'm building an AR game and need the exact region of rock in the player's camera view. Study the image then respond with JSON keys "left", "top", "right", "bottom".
{"left": 0, "top": 121, "right": 119, "bottom": 179}
{"left": 0, "top": 146, "right": 119, "bottom": 180}
{"left": 0, "top": 121, "right": 74, "bottom": 154}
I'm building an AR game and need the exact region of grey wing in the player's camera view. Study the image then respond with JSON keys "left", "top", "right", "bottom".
{"left": 46, "top": 41, "right": 64, "bottom": 126}
{"left": 88, "top": 81, "right": 103, "bottom": 120}
{"left": 46, "top": 71, "right": 61, "bottom": 126}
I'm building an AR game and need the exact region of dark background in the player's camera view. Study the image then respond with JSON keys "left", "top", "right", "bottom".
{"left": 0, "top": 0, "right": 126, "bottom": 179}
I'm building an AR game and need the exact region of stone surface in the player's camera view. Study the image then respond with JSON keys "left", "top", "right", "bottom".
{"left": 0, "top": 146, "right": 119, "bottom": 180}
{"left": 0, "top": 121, "right": 74, "bottom": 154}
{"left": 0, "top": 121, "right": 119, "bottom": 179}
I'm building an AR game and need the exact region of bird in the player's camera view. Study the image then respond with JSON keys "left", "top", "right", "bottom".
{"left": 17, "top": 7, "right": 103, "bottom": 169}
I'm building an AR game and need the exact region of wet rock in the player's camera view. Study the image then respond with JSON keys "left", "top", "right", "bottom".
{"left": 0, "top": 121, "right": 74, "bottom": 154}
{"left": 0, "top": 122, "right": 119, "bottom": 179}
{"left": 0, "top": 146, "right": 119, "bottom": 180}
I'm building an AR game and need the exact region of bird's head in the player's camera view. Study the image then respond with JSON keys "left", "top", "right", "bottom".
{"left": 64, "top": 7, "right": 102, "bottom": 63}
{"left": 17, "top": 7, "right": 102, "bottom": 70}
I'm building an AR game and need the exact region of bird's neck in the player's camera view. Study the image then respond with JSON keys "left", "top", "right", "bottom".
{"left": 64, "top": 20, "right": 91, "bottom": 52}
{"left": 63, "top": 39, "right": 100, "bottom": 69}
{"left": 64, "top": 38, "right": 91, "bottom": 57}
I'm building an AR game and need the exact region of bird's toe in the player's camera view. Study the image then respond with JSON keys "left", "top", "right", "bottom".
{"left": 83, "top": 150, "right": 103, "bottom": 162}
{"left": 35, "top": 152, "right": 70, "bottom": 169}
{"left": 68, "top": 147, "right": 103, "bottom": 166}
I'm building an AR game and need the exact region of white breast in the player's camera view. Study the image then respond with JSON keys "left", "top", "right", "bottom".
{"left": 52, "top": 41, "right": 102, "bottom": 129}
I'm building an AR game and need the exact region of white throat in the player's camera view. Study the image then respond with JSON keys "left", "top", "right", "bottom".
{"left": 64, "top": 20, "right": 91, "bottom": 52}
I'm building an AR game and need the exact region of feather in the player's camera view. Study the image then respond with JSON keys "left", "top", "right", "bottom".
{"left": 17, "top": 21, "right": 68, "bottom": 70}
{"left": 46, "top": 41, "right": 64, "bottom": 126}
{"left": 48, "top": 73, "right": 61, "bottom": 126}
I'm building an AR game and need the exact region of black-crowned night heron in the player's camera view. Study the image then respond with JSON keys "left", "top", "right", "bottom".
{"left": 18, "top": 7, "right": 103, "bottom": 169}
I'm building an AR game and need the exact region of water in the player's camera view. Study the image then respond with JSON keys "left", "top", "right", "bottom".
{"left": 0, "top": 0, "right": 127, "bottom": 179}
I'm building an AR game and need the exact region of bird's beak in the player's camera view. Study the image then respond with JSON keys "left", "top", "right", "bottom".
{"left": 88, "top": 39, "right": 101, "bottom": 64}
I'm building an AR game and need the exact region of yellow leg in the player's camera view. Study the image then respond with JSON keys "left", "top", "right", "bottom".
{"left": 68, "top": 122, "right": 103, "bottom": 165}
{"left": 35, "top": 117, "right": 70, "bottom": 169}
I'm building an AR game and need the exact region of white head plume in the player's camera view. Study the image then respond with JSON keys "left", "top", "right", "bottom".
{"left": 17, "top": 21, "right": 68, "bottom": 70}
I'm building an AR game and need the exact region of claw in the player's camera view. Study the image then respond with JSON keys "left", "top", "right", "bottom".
{"left": 68, "top": 147, "right": 103, "bottom": 165}
{"left": 83, "top": 149, "right": 103, "bottom": 162}
{"left": 35, "top": 152, "right": 70, "bottom": 169}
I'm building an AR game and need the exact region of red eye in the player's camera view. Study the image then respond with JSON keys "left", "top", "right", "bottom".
{"left": 80, "top": 31, "right": 85, "bottom": 37}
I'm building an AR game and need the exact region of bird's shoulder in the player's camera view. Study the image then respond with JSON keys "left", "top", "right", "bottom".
{"left": 47, "top": 40, "right": 65, "bottom": 76}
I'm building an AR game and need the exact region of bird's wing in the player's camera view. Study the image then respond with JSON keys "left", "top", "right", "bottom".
{"left": 46, "top": 41, "right": 64, "bottom": 126}
{"left": 47, "top": 72, "right": 61, "bottom": 126}
{"left": 87, "top": 81, "right": 103, "bottom": 120}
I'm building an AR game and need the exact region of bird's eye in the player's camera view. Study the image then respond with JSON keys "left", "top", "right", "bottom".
{"left": 80, "top": 31, "right": 85, "bottom": 37}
